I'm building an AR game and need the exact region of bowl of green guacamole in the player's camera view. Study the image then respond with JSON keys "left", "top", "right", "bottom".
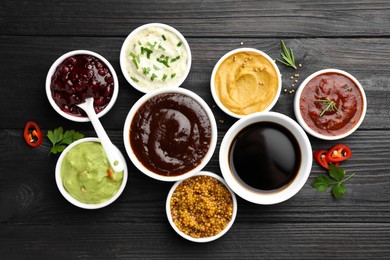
{"left": 55, "top": 137, "right": 128, "bottom": 209}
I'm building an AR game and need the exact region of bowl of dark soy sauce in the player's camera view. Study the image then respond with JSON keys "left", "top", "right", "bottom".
{"left": 219, "top": 112, "right": 312, "bottom": 205}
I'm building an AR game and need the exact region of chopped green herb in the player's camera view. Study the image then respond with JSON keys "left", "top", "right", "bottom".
{"left": 146, "top": 41, "right": 156, "bottom": 49}
{"left": 170, "top": 55, "right": 180, "bottom": 63}
{"left": 130, "top": 52, "right": 140, "bottom": 63}
{"left": 158, "top": 44, "right": 166, "bottom": 51}
{"left": 157, "top": 55, "right": 170, "bottom": 68}
{"left": 131, "top": 77, "right": 139, "bottom": 83}
{"left": 162, "top": 35, "right": 167, "bottom": 41}
{"left": 141, "top": 47, "right": 153, "bottom": 59}
{"left": 150, "top": 73, "right": 157, "bottom": 81}
{"left": 162, "top": 74, "right": 167, "bottom": 81}
{"left": 153, "top": 64, "right": 161, "bottom": 70}
{"left": 138, "top": 40, "right": 142, "bottom": 46}
{"left": 177, "top": 41, "right": 183, "bottom": 47}
{"left": 132, "top": 59, "right": 139, "bottom": 70}
{"left": 142, "top": 67, "right": 151, "bottom": 75}
{"left": 171, "top": 73, "right": 176, "bottom": 79}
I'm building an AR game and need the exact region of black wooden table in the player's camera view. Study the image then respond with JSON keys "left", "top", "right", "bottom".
{"left": 1, "top": 1, "right": 390, "bottom": 259}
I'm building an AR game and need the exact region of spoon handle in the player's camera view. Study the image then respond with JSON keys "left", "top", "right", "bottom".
{"left": 80, "top": 98, "right": 125, "bottom": 173}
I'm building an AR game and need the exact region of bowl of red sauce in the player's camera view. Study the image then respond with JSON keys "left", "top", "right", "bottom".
{"left": 294, "top": 69, "right": 367, "bottom": 140}
{"left": 46, "top": 50, "right": 119, "bottom": 122}
{"left": 123, "top": 87, "right": 218, "bottom": 182}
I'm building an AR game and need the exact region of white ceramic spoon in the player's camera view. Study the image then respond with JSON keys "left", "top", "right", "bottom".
{"left": 77, "top": 97, "right": 124, "bottom": 173}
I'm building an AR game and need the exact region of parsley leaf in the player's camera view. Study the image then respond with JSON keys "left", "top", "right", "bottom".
{"left": 328, "top": 164, "right": 345, "bottom": 181}
{"left": 312, "top": 175, "right": 334, "bottom": 192}
{"left": 47, "top": 127, "right": 63, "bottom": 145}
{"left": 61, "top": 130, "right": 75, "bottom": 145}
{"left": 47, "top": 127, "right": 84, "bottom": 154}
{"left": 51, "top": 145, "right": 66, "bottom": 154}
{"left": 312, "top": 165, "right": 355, "bottom": 199}
{"left": 332, "top": 183, "right": 347, "bottom": 199}
{"left": 72, "top": 132, "right": 84, "bottom": 141}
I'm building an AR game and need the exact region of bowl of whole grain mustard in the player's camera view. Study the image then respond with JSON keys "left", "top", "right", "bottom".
{"left": 166, "top": 171, "right": 237, "bottom": 242}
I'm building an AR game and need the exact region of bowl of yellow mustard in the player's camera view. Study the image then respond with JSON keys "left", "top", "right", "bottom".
{"left": 210, "top": 48, "right": 282, "bottom": 118}
{"left": 55, "top": 137, "right": 128, "bottom": 209}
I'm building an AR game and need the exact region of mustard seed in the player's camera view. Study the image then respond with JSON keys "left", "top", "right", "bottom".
{"left": 170, "top": 176, "right": 233, "bottom": 238}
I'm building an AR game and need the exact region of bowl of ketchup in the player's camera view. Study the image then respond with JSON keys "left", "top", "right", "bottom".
{"left": 294, "top": 69, "right": 367, "bottom": 140}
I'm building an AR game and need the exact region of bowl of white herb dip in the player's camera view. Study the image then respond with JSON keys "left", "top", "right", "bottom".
{"left": 120, "top": 23, "right": 192, "bottom": 93}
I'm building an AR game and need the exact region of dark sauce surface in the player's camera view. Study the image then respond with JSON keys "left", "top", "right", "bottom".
{"left": 229, "top": 122, "right": 301, "bottom": 191}
{"left": 50, "top": 54, "right": 114, "bottom": 116}
{"left": 130, "top": 93, "right": 212, "bottom": 176}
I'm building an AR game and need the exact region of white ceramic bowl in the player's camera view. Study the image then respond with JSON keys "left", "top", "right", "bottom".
{"left": 210, "top": 48, "right": 282, "bottom": 118}
{"left": 166, "top": 171, "right": 237, "bottom": 243}
{"left": 120, "top": 23, "right": 192, "bottom": 93}
{"left": 46, "top": 50, "right": 119, "bottom": 122}
{"left": 123, "top": 87, "right": 217, "bottom": 182}
{"left": 219, "top": 112, "right": 312, "bottom": 205}
{"left": 55, "top": 137, "right": 128, "bottom": 209}
{"left": 294, "top": 69, "right": 367, "bottom": 140}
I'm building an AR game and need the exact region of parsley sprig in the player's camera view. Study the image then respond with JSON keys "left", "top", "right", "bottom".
{"left": 47, "top": 127, "right": 84, "bottom": 154}
{"left": 276, "top": 40, "right": 297, "bottom": 69}
{"left": 312, "top": 164, "right": 355, "bottom": 199}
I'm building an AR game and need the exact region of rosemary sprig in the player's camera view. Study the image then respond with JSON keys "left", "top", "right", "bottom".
{"left": 276, "top": 40, "right": 297, "bottom": 69}
{"left": 315, "top": 99, "right": 342, "bottom": 117}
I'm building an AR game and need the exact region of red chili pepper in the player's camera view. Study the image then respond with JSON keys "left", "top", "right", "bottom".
{"left": 107, "top": 168, "right": 114, "bottom": 180}
{"left": 313, "top": 149, "right": 339, "bottom": 170}
{"left": 326, "top": 144, "right": 352, "bottom": 163}
{"left": 23, "top": 121, "right": 42, "bottom": 148}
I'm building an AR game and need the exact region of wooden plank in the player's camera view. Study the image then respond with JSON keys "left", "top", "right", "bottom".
{"left": 1, "top": 223, "right": 389, "bottom": 259}
{"left": 1, "top": 129, "right": 390, "bottom": 224}
{"left": 1, "top": 0, "right": 390, "bottom": 37}
{"left": 1, "top": 1, "right": 390, "bottom": 258}
{"left": 0, "top": 36, "right": 388, "bottom": 130}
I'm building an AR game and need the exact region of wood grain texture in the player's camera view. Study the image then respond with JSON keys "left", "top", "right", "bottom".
{"left": 0, "top": 37, "right": 389, "bottom": 130}
{"left": 1, "top": 0, "right": 390, "bottom": 37}
{"left": 1, "top": 129, "right": 390, "bottom": 225}
{"left": 1, "top": 223, "right": 389, "bottom": 259}
{"left": 1, "top": 0, "right": 390, "bottom": 259}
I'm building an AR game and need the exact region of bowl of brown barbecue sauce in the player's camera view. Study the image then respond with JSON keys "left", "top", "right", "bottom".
{"left": 123, "top": 87, "right": 217, "bottom": 182}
